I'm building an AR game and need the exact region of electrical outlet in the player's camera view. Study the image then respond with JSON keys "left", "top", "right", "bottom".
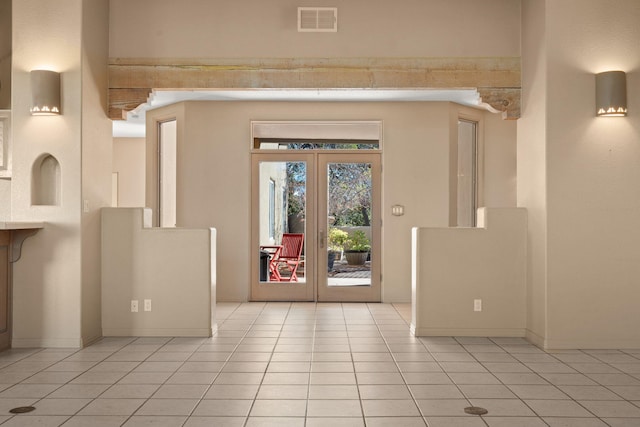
{"left": 131, "top": 300, "right": 138, "bottom": 312}
{"left": 144, "top": 299, "right": 152, "bottom": 312}
{"left": 474, "top": 299, "right": 482, "bottom": 312}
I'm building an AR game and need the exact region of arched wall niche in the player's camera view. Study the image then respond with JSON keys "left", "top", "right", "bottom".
{"left": 32, "top": 153, "right": 61, "bottom": 206}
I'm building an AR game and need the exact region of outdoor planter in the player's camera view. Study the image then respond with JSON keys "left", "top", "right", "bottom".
{"left": 344, "top": 250, "right": 368, "bottom": 266}
{"left": 343, "top": 230, "right": 371, "bottom": 266}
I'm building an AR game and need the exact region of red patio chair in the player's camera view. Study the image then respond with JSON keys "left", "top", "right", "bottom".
{"left": 269, "top": 233, "right": 304, "bottom": 282}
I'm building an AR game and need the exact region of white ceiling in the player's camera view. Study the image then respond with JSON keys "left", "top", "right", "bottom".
{"left": 112, "top": 88, "right": 486, "bottom": 138}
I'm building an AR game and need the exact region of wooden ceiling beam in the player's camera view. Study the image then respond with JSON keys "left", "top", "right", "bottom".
{"left": 108, "top": 57, "right": 521, "bottom": 120}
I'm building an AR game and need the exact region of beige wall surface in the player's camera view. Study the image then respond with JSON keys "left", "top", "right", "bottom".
{"left": 146, "top": 101, "right": 516, "bottom": 302}
{"left": 113, "top": 138, "right": 146, "bottom": 207}
{"left": 102, "top": 208, "right": 215, "bottom": 337}
{"left": 483, "top": 111, "right": 517, "bottom": 208}
{"left": 8, "top": 0, "right": 111, "bottom": 348}
{"left": 543, "top": 0, "right": 640, "bottom": 348}
{"left": 412, "top": 208, "right": 527, "bottom": 337}
{"left": 111, "top": 0, "right": 520, "bottom": 304}
{"left": 0, "top": 0, "right": 11, "bottom": 109}
{"left": 0, "top": 180, "right": 9, "bottom": 220}
{"left": 518, "top": 0, "right": 640, "bottom": 349}
{"left": 11, "top": 0, "right": 84, "bottom": 347}
{"left": 109, "top": 0, "right": 520, "bottom": 59}
{"left": 1, "top": 0, "right": 637, "bottom": 350}
{"left": 519, "top": 0, "right": 548, "bottom": 347}
{"left": 81, "top": 0, "right": 112, "bottom": 347}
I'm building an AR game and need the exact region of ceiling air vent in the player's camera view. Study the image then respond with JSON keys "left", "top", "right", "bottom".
{"left": 298, "top": 7, "right": 337, "bottom": 32}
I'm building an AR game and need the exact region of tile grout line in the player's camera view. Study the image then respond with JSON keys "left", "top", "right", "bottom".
{"left": 194, "top": 300, "right": 257, "bottom": 426}
{"left": 346, "top": 302, "right": 368, "bottom": 427}
{"left": 387, "top": 303, "right": 458, "bottom": 425}
{"left": 3, "top": 340, "right": 137, "bottom": 425}
{"left": 371, "top": 302, "right": 430, "bottom": 426}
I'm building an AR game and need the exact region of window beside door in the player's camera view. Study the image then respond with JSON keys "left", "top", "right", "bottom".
{"left": 159, "top": 119, "right": 177, "bottom": 228}
{"left": 457, "top": 119, "right": 478, "bottom": 227}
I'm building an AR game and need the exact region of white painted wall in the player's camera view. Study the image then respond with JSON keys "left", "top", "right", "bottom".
{"left": 10, "top": 0, "right": 110, "bottom": 347}
{"left": 108, "top": 0, "right": 519, "bottom": 304}
{"left": 0, "top": 180, "right": 9, "bottom": 220}
{"left": 484, "top": 112, "right": 517, "bottom": 208}
{"left": 146, "top": 101, "right": 516, "bottom": 302}
{"left": 11, "top": 0, "right": 84, "bottom": 347}
{"left": 519, "top": 0, "right": 548, "bottom": 346}
{"left": 0, "top": 0, "right": 10, "bottom": 110}
{"left": 109, "top": 0, "right": 520, "bottom": 59}
{"left": 544, "top": 0, "right": 640, "bottom": 349}
{"left": 113, "top": 138, "right": 146, "bottom": 207}
{"left": 0, "top": 0, "right": 12, "bottom": 110}
{"left": 519, "top": 0, "right": 640, "bottom": 349}
{"left": 412, "top": 208, "right": 527, "bottom": 336}
{"left": 2, "top": 0, "right": 519, "bottom": 346}
{"left": 5, "top": 0, "right": 638, "bottom": 350}
{"left": 102, "top": 208, "right": 215, "bottom": 336}
{"left": 81, "top": 0, "right": 112, "bottom": 346}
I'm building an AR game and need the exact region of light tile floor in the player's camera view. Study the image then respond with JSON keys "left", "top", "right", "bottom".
{"left": 0, "top": 302, "right": 639, "bottom": 426}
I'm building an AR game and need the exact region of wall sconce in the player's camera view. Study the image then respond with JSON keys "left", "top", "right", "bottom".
{"left": 596, "top": 71, "right": 627, "bottom": 117}
{"left": 30, "top": 70, "right": 61, "bottom": 115}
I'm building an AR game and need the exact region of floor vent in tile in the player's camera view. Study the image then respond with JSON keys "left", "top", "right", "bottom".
{"left": 9, "top": 406, "right": 36, "bottom": 414}
{"left": 464, "top": 406, "right": 488, "bottom": 415}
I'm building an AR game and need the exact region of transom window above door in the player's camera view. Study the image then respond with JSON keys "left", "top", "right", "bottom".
{"left": 251, "top": 121, "right": 382, "bottom": 151}
{"left": 254, "top": 139, "right": 379, "bottom": 150}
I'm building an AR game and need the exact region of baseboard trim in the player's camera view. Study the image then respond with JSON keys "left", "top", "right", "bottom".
{"left": 543, "top": 338, "right": 640, "bottom": 350}
{"left": 411, "top": 327, "right": 526, "bottom": 337}
{"left": 81, "top": 334, "right": 103, "bottom": 348}
{"left": 12, "top": 338, "right": 83, "bottom": 348}
{"left": 103, "top": 328, "right": 212, "bottom": 337}
{"left": 525, "top": 329, "right": 545, "bottom": 348}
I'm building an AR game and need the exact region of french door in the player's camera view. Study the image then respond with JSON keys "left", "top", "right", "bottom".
{"left": 251, "top": 152, "right": 381, "bottom": 302}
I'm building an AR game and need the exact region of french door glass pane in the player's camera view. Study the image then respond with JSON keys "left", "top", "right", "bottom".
{"left": 258, "top": 161, "right": 306, "bottom": 283}
{"left": 326, "top": 162, "right": 372, "bottom": 287}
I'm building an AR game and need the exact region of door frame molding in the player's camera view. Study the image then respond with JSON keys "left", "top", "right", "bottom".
{"left": 145, "top": 103, "right": 186, "bottom": 227}
{"left": 250, "top": 151, "right": 382, "bottom": 302}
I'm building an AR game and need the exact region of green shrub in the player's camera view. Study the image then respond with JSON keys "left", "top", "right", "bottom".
{"left": 344, "top": 230, "right": 371, "bottom": 252}
{"left": 328, "top": 228, "right": 349, "bottom": 252}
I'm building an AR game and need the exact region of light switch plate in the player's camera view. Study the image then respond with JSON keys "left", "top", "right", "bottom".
{"left": 391, "top": 205, "right": 404, "bottom": 216}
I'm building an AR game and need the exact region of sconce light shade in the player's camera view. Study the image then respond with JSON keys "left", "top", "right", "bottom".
{"left": 596, "top": 71, "right": 627, "bottom": 117}
{"left": 30, "top": 70, "right": 61, "bottom": 115}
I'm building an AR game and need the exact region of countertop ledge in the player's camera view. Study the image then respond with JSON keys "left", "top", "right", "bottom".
{"left": 0, "top": 222, "right": 45, "bottom": 230}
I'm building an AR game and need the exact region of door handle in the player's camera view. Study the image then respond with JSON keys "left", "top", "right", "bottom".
{"left": 319, "top": 230, "right": 325, "bottom": 249}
